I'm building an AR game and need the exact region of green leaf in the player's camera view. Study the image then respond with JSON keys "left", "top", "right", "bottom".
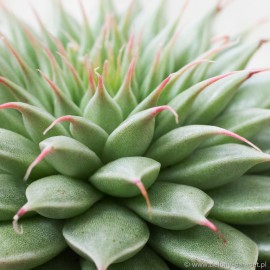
{"left": 0, "top": 216, "right": 67, "bottom": 270}
{"left": 208, "top": 175, "right": 270, "bottom": 224}
{"left": 25, "top": 136, "right": 102, "bottom": 180}
{"left": 203, "top": 108, "right": 270, "bottom": 147}
{"left": 237, "top": 224, "right": 270, "bottom": 262}
{"left": 43, "top": 115, "right": 108, "bottom": 156}
{"left": 0, "top": 128, "right": 55, "bottom": 179}
{"left": 186, "top": 71, "right": 254, "bottom": 125}
{"left": 102, "top": 106, "right": 178, "bottom": 162}
{"left": 0, "top": 102, "right": 69, "bottom": 143}
{"left": 84, "top": 74, "right": 123, "bottom": 134}
{"left": 149, "top": 219, "right": 258, "bottom": 270}
{"left": 124, "top": 182, "right": 215, "bottom": 230}
{"left": 147, "top": 125, "right": 258, "bottom": 168}
{"left": 225, "top": 71, "right": 270, "bottom": 112}
{"left": 63, "top": 200, "right": 149, "bottom": 270}
{"left": 0, "top": 174, "right": 26, "bottom": 221}
{"left": 90, "top": 157, "right": 160, "bottom": 198}
{"left": 158, "top": 143, "right": 269, "bottom": 190}
{"left": 81, "top": 246, "right": 169, "bottom": 270}
{"left": 13, "top": 175, "right": 102, "bottom": 227}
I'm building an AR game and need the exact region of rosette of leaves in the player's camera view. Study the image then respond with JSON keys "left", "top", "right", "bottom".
{"left": 0, "top": 0, "right": 270, "bottom": 269}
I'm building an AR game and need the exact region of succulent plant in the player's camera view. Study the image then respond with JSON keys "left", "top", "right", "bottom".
{"left": 0, "top": 0, "right": 270, "bottom": 269}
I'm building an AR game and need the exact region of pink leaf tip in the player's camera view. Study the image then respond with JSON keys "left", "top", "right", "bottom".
{"left": 13, "top": 207, "right": 28, "bottom": 234}
{"left": 152, "top": 105, "right": 179, "bottom": 124}
{"left": 24, "top": 146, "right": 54, "bottom": 181}
{"left": 43, "top": 115, "right": 74, "bottom": 135}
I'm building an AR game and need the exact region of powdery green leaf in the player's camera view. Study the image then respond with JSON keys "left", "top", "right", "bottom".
{"left": 0, "top": 128, "right": 55, "bottom": 179}
{"left": 202, "top": 108, "right": 270, "bottom": 148}
{"left": 24, "top": 136, "right": 102, "bottom": 180}
{"left": 154, "top": 73, "right": 234, "bottom": 138}
{"left": 147, "top": 125, "right": 258, "bottom": 168}
{"left": 63, "top": 200, "right": 149, "bottom": 270}
{"left": 124, "top": 182, "right": 216, "bottom": 231}
{"left": 84, "top": 75, "right": 123, "bottom": 134}
{"left": 13, "top": 175, "right": 102, "bottom": 230}
{"left": 0, "top": 102, "right": 69, "bottom": 143}
{"left": 80, "top": 246, "right": 169, "bottom": 270}
{"left": 208, "top": 175, "right": 270, "bottom": 225}
{"left": 102, "top": 106, "right": 178, "bottom": 162}
{"left": 237, "top": 224, "right": 270, "bottom": 262}
{"left": 158, "top": 144, "right": 269, "bottom": 190}
{"left": 0, "top": 216, "right": 67, "bottom": 270}
{"left": 90, "top": 157, "right": 160, "bottom": 198}
{"left": 0, "top": 174, "right": 26, "bottom": 221}
{"left": 224, "top": 71, "right": 270, "bottom": 112}
{"left": 186, "top": 71, "right": 259, "bottom": 125}
{"left": 43, "top": 115, "right": 108, "bottom": 156}
{"left": 149, "top": 219, "right": 258, "bottom": 270}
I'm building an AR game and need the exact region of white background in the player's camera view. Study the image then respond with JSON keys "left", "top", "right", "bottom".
{"left": 1, "top": 0, "right": 270, "bottom": 67}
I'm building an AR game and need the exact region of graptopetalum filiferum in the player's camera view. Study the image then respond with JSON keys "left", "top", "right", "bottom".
{"left": 0, "top": 1, "right": 270, "bottom": 269}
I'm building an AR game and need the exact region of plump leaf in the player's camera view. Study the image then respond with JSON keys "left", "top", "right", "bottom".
{"left": 186, "top": 71, "right": 256, "bottom": 125}
{"left": 0, "top": 217, "right": 67, "bottom": 270}
{"left": 158, "top": 144, "right": 269, "bottom": 190}
{"left": 80, "top": 246, "right": 169, "bottom": 270}
{"left": 14, "top": 175, "right": 102, "bottom": 225}
{"left": 63, "top": 200, "right": 149, "bottom": 270}
{"left": 0, "top": 174, "right": 26, "bottom": 221}
{"left": 0, "top": 102, "right": 69, "bottom": 143}
{"left": 90, "top": 157, "right": 160, "bottom": 197}
{"left": 149, "top": 220, "right": 258, "bottom": 270}
{"left": 237, "top": 224, "right": 270, "bottom": 262}
{"left": 147, "top": 125, "right": 258, "bottom": 168}
{"left": 154, "top": 73, "right": 233, "bottom": 138}
{"left": 0, "top": 128, "right": 55, "bottom": 179}
{"left": 124, "top": 182, "right": 215, "bottom": 230}
{"left": 102, "top": 106, "right": 178, "bottom": 162}
{"left": 208, "top": 175, "right": 270, "bottom": 224}
{"left": 84, "top": 75, "right": 123, "bottom": 134}
{"left": 25, "top": 136, "right": 102, "bottom": 180}
{"left": 43, "top": 115, "right": 108, "bottom": 156}
{"left": 225, "top": 71, "right": 270, "bottom": 112}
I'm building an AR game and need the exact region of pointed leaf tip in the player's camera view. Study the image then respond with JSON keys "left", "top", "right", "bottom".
{"left": 24, "top": 146, "right": 54, "bottom": 181}
{"left": 133, "top": 179, "right": 152, "bottom": 219}
{"left": 43, "top": 115, "right": 74, "bottom": 135}
{"left": 152, "top": 105, "right": 179, "bottom": 123}
{"left": 13, "top": 207, "right": 28, "bottom": 234}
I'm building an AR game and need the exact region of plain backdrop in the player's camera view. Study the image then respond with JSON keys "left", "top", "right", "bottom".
{"left": 0, "top": 0, "right": 270, "bottom": 67}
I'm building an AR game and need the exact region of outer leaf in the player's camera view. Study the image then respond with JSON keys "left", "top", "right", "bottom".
{"left": 237, "top": 224, "right": 270, "bottom": 262}
{"left": 208, "top": 175, "right": 270, "bottom": 224}
{"left": 14, "top": 175, "right": 102, "bottom": 223}
{"left": 25, "top": 136, "right": 102, "bottom": 180}
{"left": 147, "top": 125, "right": 258, "bottom": 168}
{"left": 225, "top": 71, "right": 270, "bottom": 112}
{"left": 90, "top": 157, "right": 160, "bottom": 197}
{"left": 0, "top": 128, "right": 55, "bottom": 179}
{"left": 63, "top": 200, "right": 149, "bottom": 270}
{"left": 0, "top": 217, "right": 67, "bottom": 270}
{"left": 44, "top": 115, "right": 108, "bottom": 156}
{"left": 0, "top": 174, "right": 26, "bottom": 221}
{"left": 102, "top": 106, "right": 177, "bottom": 162}
{"left": 0, "top": 102, "right": 69, "bottom": 143}
{"left": 149, "top": 220, "right": 258, "bottom": 270}
{"left": 81, "top": 246, "right": 169, "bottom": 270}
{"left": 186, "top": 71, "right": 255, "bottom": 125}
{"left": 158, "top": 144, "right": 269, "bottom": 190}
{"left": 124, "top": 182, "right": 215, "bottom": 230}
{"left": 203, "top": 108, "right": 270, "bottom": 148}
